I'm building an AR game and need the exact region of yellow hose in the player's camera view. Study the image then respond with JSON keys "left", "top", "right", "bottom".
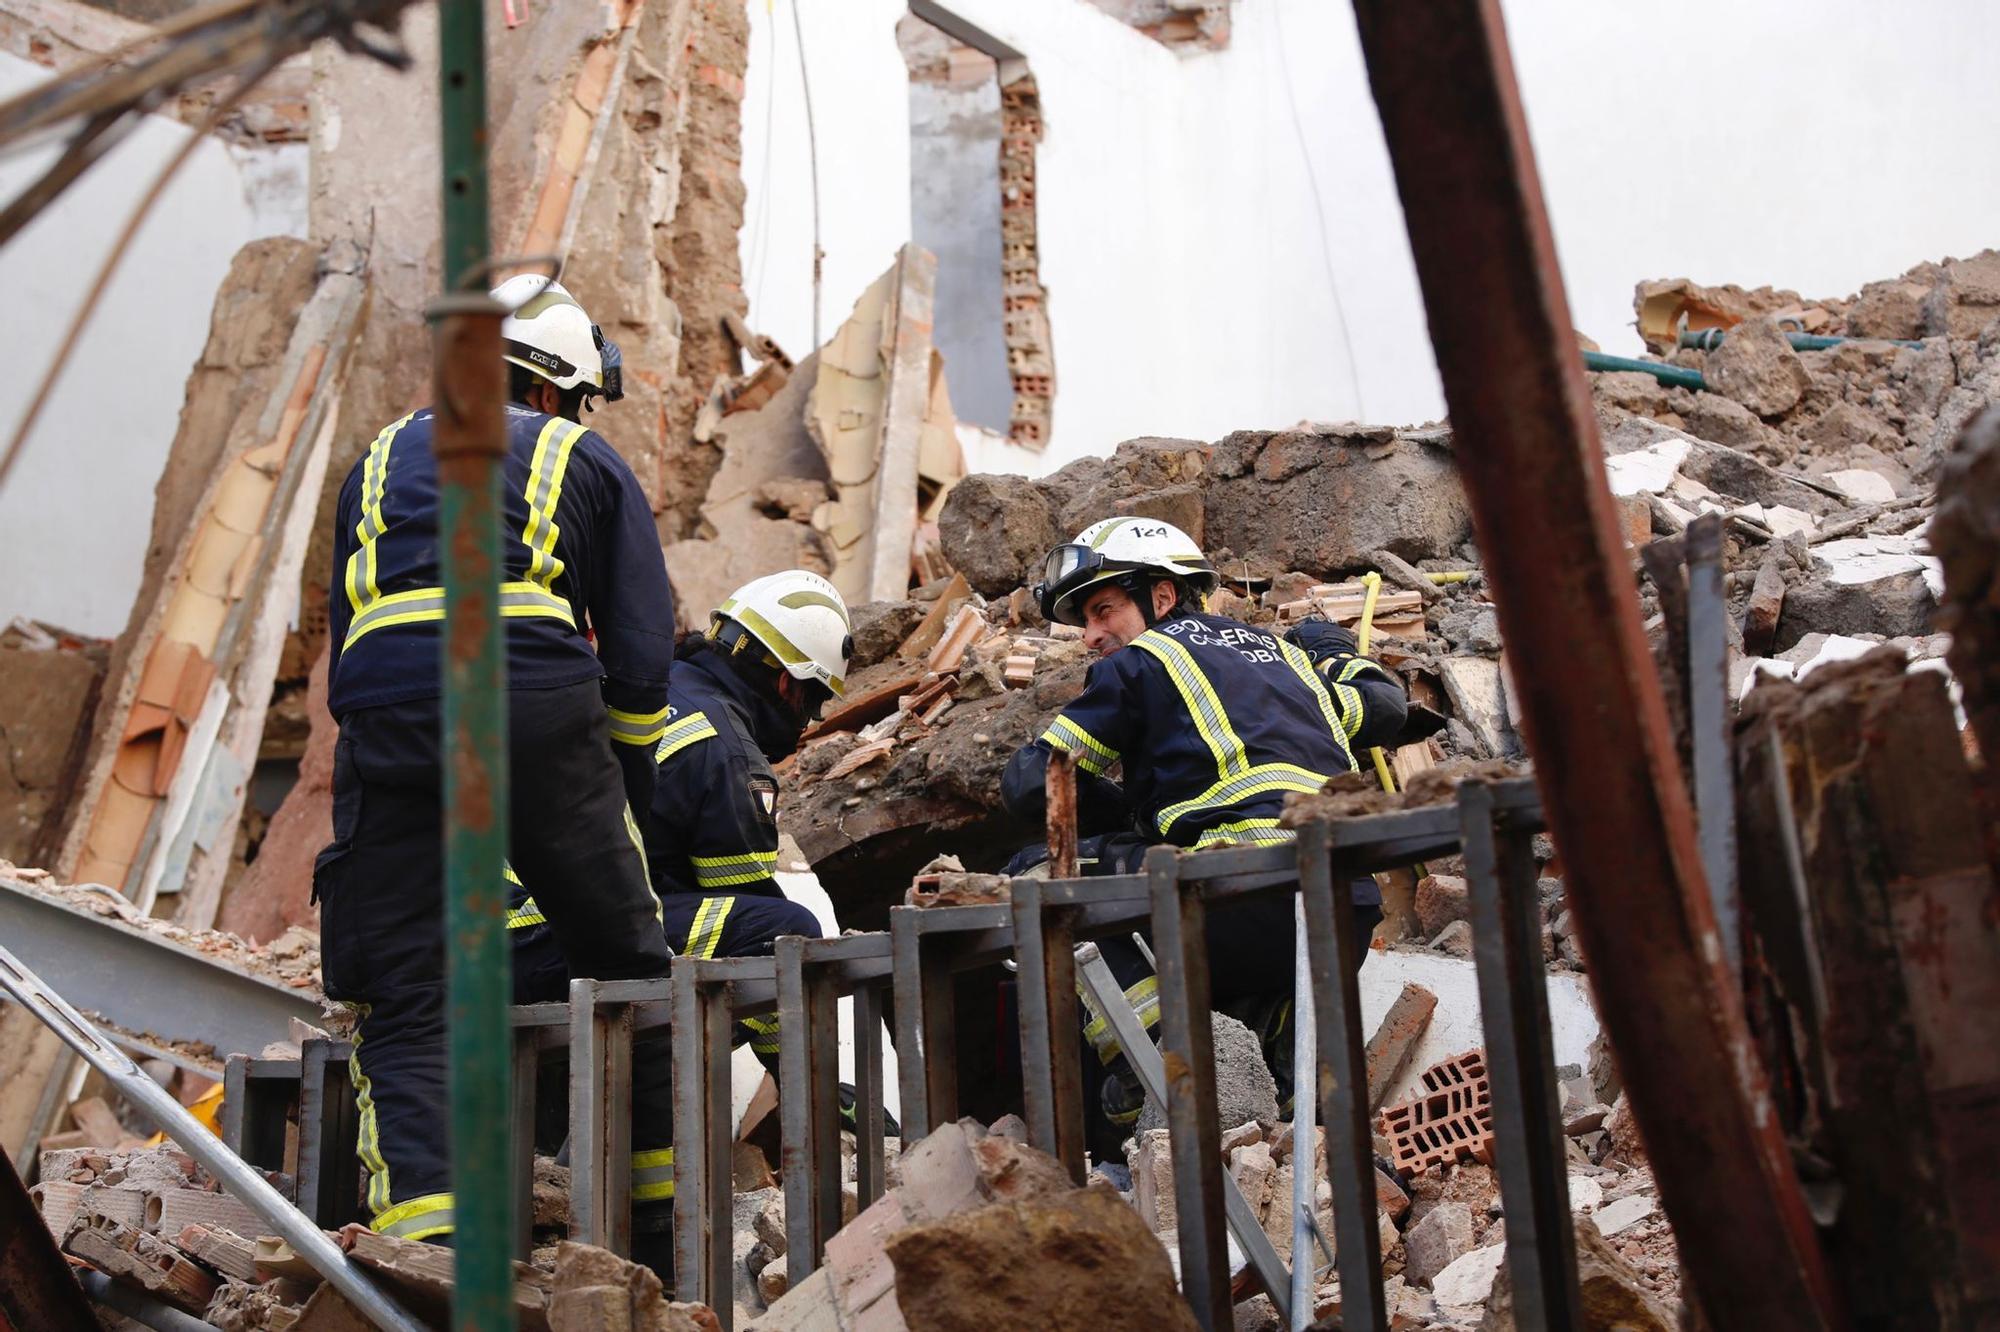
{"left": 1354, "top": 572, "right": 1397, "bottom": 794}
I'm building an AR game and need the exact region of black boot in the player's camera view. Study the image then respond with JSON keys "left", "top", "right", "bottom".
{"left": 631, "top": 1206, "right": 676, "bottom": 1292}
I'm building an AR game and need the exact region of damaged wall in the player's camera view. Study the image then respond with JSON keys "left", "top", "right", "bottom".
{"left": 743, "top": 0, "right": 2000, "bottom": 464}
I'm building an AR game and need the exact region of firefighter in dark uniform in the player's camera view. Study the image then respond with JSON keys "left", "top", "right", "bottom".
{"left": 1000, "top": 518, "right": 1412, "bottom": 1135}
{"left": 316, "top": 276, "right": 677, "bottom": 1264}
{"left": 510, "top": 572, "right": 889, "bottom": 1130}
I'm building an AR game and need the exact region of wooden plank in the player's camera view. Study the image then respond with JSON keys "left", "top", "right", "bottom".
{"left": 925, "top": 605, "right": 985, "bottom": 675}
{"left": 68, "top": 1098, "right": 124, "bottom": 1149}
{"left": 805, "top": 673, "right": 923, "bottom": 738}
{"left": 897, "top": 572, "right": 972, "bottom": 660}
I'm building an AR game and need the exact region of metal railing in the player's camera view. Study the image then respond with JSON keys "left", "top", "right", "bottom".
{"left": 236, "top": 778, "right": 1583, "bottom": 1332}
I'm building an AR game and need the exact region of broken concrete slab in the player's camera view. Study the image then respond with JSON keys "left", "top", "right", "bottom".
{"left": 1135, "top": 1012, "right": 1277, "bottom": 1134}
{"left": 885, "top": 1184, "right": 1197, "bottom": 1332}
{"left": 750, "top": 1120, "right": 1075, "bottom": 1330}
{"left": 1592, "top": 1193, "right": 1657, "bottom": 1237}
{"left": 1430, "top": 1242, "right": 1505, "bottom": 1308}
{"left": 1404, "top": 1200, "right": 1476, "bottom": 1286}
{"left": 1437, "top": 657, "right": 1513, "bottom": 759}
{"left": 1483, "top": 1216, "right": 1676, "bottom": 1330}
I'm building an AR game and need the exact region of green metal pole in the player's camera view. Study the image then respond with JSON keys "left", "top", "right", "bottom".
{"left": 433, "top": 1, "right": 512, "bottom": 1327}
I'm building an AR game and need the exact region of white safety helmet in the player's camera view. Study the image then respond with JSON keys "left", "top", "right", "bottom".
{"left": 1035, "top": 517, "right": 1218, "bottom": 627}
{"left": 712, "top": 570, "right": 854, "bottom": 698}
{"left": 493, "top": 274, "right": 605, "bottom": 394}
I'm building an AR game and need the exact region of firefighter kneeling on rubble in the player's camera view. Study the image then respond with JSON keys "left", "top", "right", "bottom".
{"left": 315, "top": 276, "right": 678, "bottom": 1267}
{"left": 1001, "top": 518, "right": 1414, "bottom": 1144}
{"left": 510, "top": 571, "right": 890, "bottom": 1155}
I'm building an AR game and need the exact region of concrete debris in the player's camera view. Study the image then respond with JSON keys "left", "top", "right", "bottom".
{"left": 886, "top": 1184, "right": 1198, "bottom": 1332}
{"left": 940, "top": 429, "right": 1470, "bottom": 597}
{"left": 669, "top": 245, "right": 967, "bottom": 618}
{"left": 64, "top": 1210, "right": 220, "bottom": 1314}
{"left": 1706, "top": 316, "right": 1812, "bottom": 419}
{"left": 1482, "top": 1216, "right": 1677, "bottom": 1330}
{"left": 1404, "top": 1199, "right": 1477, "bottom": 1286}
{"left": 748, "top": 1118, "right": 1074, "bottom": 1330}
{"left": 1135, "top": 1012, "right": 1278, "bottom": 1135}
{"left": 1413, "top": 874, "right": 1471, "bottom": 940}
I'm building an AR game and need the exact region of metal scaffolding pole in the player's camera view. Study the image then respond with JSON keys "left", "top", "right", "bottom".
{"left": 433, "top": 0, "right": 511, "bottom": 1324}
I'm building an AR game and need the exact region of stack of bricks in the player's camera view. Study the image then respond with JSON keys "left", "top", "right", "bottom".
{"left": 999, "top": 72, "right": 1053, "bottom": 450}
{"left": 1376, "top": 1049, "right": 1495, "bottom": 1174}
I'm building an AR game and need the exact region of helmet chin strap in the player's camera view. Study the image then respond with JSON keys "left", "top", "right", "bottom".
{"left": 1136, "top": 576, "right": 1164, "bottom": 628}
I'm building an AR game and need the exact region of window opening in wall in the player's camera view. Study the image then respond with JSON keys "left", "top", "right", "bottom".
{"left": 898, "top": 6, "right": 1053, "bottom": 450}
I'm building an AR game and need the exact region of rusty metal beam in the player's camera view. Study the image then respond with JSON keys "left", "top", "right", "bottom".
{"left": 1346, "top": 2, "right": 1839, "bottom": 1324}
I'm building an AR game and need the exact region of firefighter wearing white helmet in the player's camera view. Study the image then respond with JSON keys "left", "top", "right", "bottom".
{"left": 318, "top": 273, "right": 679, "bottom": 1272}
{"left": 511, "top": 570, "right": 891, "bottom": 1170}
{"left": 494, "top": 272, "right": 624, "bottom": 410}
{"left": 1005, "top": 518, "right": 1412, "bottom": 1147}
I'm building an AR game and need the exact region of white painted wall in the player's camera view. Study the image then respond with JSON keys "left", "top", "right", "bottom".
{"left": 743, "top": 0, "right": 2000, "bottom": 472}
{"left": 0, "top": 53, "right": 272, "bottom": 638}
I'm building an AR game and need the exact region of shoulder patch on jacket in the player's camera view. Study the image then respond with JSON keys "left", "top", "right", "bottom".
{"left": 747, "top": 773, "right": 778, "bottom": 823}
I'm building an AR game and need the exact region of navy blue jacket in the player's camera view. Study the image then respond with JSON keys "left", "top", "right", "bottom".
{"left": 327, "top": 405, "right": 674, "bottom": 753}
{"left": 1002, "top": 611, "right": 1406, "bottom": 851}
{"left": 643, "top": 647, "right": 796, "bottom": 900}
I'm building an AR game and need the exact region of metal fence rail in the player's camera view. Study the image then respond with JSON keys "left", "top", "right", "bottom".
{"left": 220, "top": 778, "right": 1579, "bottom": 1332}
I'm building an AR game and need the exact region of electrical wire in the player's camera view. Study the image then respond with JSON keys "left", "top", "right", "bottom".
{"left": 0, "top": 62, "right": 270, "bottom": 495}
{"left": 790, "top": 0, "right": 822, "bottom": 349}
{"left": 1268, "top": 0, "right": 1366, "bottom": 420}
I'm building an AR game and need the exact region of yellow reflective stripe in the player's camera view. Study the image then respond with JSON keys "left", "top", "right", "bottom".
{"left": 345, "top": 413, "right": 417, "bottom": 615}
{"left": 1042, "top": 716, "right": 1119, "bottom": 776}
{"left": 343, "top": 581, "right": 575, "bottom": 650}
{"left": 1193, "top": 819, "right": 1297, "bottom": 848}
{"left": 692, "top": 849, "right": 777, "bottom": 890}
{"left": 504, "top": 864, "right": 549, "bottom": 928}
{"left": 685, "top": 896, "right": 735, "bottom": 959}
{"left": 1278, "top": 637, "right": 1345, "bottom": 743}
{"left": 1079, "top": 976, "right": 1160, "bottom": 1064}
{"left": 632, "top": 1146, "right": 675, "bottom": 1201}
{"left": 744, "top": 1012, "right": 780, "bottom": 1056}
{"left": 1154, "top": 762, "right": 1329, "bottom": 835}
{"left": 1331, "top": 683, "right": 1363, "bottom": 739}
{"left": 608, "top": 704, "right": 671, "bottom": 747}
{"left": 1337, "top": 656, "right": 1381, "bottom": 683}
{"left": 1131, "top": 632, "right": 1247, "bottom": 780}
{"left": 690, "top": 851, "right": 779, "bottom": 869}
{"left": 521, "top": 418, "right": 586, "bottom": 589}
{"left": 373, "top": 1191, "right": 454, "bottom": 1241}
{"left": 348, "top": 1005, "right": 393, "bottom": 1217}
{"left": 743, "top": 1013, "right": 782, "bottom": 1054}
{"left": 655, "top": 711, "right": 718, "bottom": 763}
{"left": 695, "top": 867, "right": 777, "bottom": 889}
{"left": 621, "top": 803, "right": 650, "bottom": 898}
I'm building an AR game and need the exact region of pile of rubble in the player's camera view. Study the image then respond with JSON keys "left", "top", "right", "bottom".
{"left": 32, "top": 1142, "right": 719, "bottom": 1331}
